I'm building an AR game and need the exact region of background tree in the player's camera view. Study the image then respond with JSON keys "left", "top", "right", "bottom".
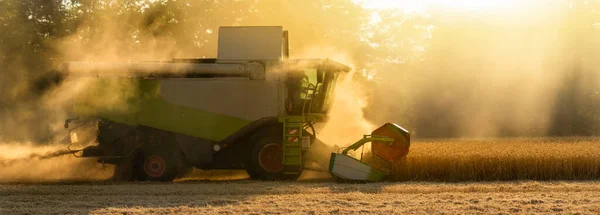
{"left": 2, "top": 0, "right": 600, "bottom": 141}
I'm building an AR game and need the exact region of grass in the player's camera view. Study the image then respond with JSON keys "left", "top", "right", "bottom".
{"left": 366, "top": 137, "right": 600, "bottom": 181}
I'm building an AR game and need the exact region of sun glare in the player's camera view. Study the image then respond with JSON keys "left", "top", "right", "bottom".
{"left": 353, "top": 0, "right": 426, "bottom": 14}
{"left": 354, "top": 0, "right": 526, "bottom": 13}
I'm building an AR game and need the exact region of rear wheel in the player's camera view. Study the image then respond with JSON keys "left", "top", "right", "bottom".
{"left": 245, "top": 126, "right": 302, "bottom": 180}
{"left": 133, "top": 146, "right": 188, "bottom": 182}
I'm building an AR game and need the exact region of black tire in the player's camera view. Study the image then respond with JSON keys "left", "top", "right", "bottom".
{"left": 245, "top": 125, "right": 302, "bottom": 181}
{"left": 133, "top": 146, "right": 183, "bottom": 182}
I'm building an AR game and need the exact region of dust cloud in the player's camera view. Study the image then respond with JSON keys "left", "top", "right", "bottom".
{"left": 0, "top": 4, "right": 167, "bottom": 182}
{"left": 293, "top": 47, "right": 376, "bottom": 146}
{"left": 364, "top": 2, "right": 599, "bottom": 138}
{"left": 2, "top": 0, "right": 599, "bottom": 183}
{"left": 0, "top": 143, "right": 113, "bottom": 183}
{"left": 318, "top": 73, "right": 375, "bottom": 146}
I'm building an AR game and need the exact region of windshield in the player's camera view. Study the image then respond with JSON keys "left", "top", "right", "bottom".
{"left": 286, "top": 67, "right": 339, "bottom": 115}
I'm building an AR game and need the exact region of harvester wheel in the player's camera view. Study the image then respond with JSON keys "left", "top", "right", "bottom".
{"left": 134, "top": 147, "right": 181, "bottom": 182}
{"left": 245, "top": 126, "right": 302, "bottom": 180}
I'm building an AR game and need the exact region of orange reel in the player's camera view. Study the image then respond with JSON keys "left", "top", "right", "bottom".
{"left": 371, "top": 123, "right": 411, "bottom": 162}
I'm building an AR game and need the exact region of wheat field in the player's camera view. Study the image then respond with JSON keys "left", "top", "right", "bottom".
{"left": 368, "top": 138, "right": 600, "bottom": 181}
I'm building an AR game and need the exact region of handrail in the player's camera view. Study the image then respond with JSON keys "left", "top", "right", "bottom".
{"left": 301, "top": 82, "right": 318, "bottom": 117}
{"left": 341, "top": 135, "right": 395, "bottom": 155}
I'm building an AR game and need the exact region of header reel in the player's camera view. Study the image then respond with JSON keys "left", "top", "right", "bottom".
{"left": 328, "top": 123, "right": 410, "bottom": 182}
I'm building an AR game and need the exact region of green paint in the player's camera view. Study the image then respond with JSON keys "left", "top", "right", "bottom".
{"left": 278, "top": 113, "right": 328, "bottom": 124}
{"left": 328, "top": 153, "right": 337, "bottom": 172}
{"left": 341, "top": 135, "right": 394, "bottom": 155}
{"left": 72, "top": 78, "right": 252, "bottom": 142}
{"left": 137, "top": 98, "right": 250, "bottom": 141}
{"left": 280, "top": 115, "right": 305, "bottom": 174}
{"left": 71, "top": 78, "right": 141, "bottom": 125}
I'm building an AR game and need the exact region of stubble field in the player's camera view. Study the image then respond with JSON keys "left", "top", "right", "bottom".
{"left": 2, "top": 138, "right": 600, "bottom": 214}
{"left": 2, "top": 180, "right": 600, "bottom": 214}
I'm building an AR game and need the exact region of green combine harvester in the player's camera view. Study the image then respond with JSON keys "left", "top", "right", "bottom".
{"left": 63, "top": 26, "right": 410, "bottom": 182}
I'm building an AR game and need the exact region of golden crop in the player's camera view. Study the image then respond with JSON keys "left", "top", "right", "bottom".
{"left": 366, "top": 138, "right": 600, "bottom": 181}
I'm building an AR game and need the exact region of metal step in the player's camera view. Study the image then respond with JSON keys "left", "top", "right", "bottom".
{"left": 282, "top": 119, "right": 304, "bottom": 172}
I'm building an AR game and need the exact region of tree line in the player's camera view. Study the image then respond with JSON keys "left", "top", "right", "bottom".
{"left": 0, "top": 0, "right": 599, "bottom": 140}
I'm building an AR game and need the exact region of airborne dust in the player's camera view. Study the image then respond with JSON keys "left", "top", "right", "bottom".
{"left": 0, "top": 142, "right": 113, "bottom": 183}
{"left": 1, "top": 1, "right": 600, "bottom": 182}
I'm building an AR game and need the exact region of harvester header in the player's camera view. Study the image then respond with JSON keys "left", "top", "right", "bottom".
{"left": 329, "top": 123, "right": 410, "bottom": 181}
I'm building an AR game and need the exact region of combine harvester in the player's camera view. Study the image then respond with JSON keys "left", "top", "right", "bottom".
{"left": 62, "top": 26, "right": 410, "bottom": 182}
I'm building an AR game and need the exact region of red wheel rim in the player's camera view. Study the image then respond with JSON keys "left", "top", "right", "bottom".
{"left": 258, "top": 143, "right": 284, "bottom": 172}
{"left": 144, "top": 155, "right": 166, "bottom": 177}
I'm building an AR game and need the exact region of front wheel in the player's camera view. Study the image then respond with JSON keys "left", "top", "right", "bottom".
{"left": 245, "top": 126, "right": 302, "bottom": 180}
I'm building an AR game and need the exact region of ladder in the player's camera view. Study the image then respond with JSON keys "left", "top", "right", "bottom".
{"left": 281, "top": 117, "right": 304, "bottom": 174}
{"left": 280, "top": 82, "right": 318, "bottom": 174}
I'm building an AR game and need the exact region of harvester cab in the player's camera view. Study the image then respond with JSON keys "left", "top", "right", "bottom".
{"left": 61, "top": 26, "right": 410, "bottom": 182}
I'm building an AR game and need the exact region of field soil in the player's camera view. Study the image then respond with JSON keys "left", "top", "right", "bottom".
{"left": 2, "top": 179, "right": 600, "bottom": 214}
